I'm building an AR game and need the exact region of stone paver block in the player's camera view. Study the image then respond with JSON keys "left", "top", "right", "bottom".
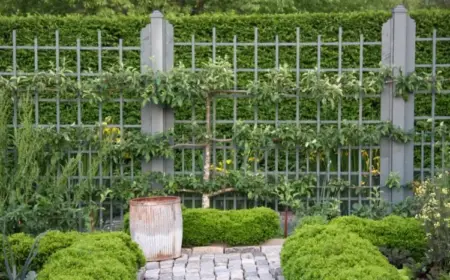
{"left": 201, "top": 254, "right": 215, "bottom": 260}
{"left": 243, "top": 267, "right": 256, "bottom": 273}
{"left": 256, "top": 260, "right": 268, "bottom": 266}
{"left": 160, "top": 260, "right": 174, "bottom": 267}
{"left": 276, "top": 277, "right": 284, "bottom": 280}
{"left": 161, "top": 268, "right": 173, "bottom": 274}
{"left": 182, "top": 248, "right": 193, "bottom": 255}
{"left": 241, "top": 253, "right": 254, "bottom": 259}
{"left": 215, "top": 266, "right": 228, "bottom": 273}
{"left": 257, "top": 267, "right": 269, "bottom": 274}
{"left": 217, "top": 275, "right": 230, "bottom": 280}
{"left": 192, "top": 246, "right": 224, "bottom": 255}
{"left": 227, "top": 253, "right": 241, "bottom": 260}
{"left": 146, "top": 262, "right": 160, "bottom": 270}
{"left": 145, "top": 269, "right": 160, "bottom": 276}
{"left": 260, "top": 246, "right": 281, "bottom": 254}
{"left": 269, "top": 267, "right": 282, "bottom": 277}
{"left": 224, "top": 246, "right": 261, "bottom": 254}
{"left": 259, "top": 274, "right": 274, "bottom": 280}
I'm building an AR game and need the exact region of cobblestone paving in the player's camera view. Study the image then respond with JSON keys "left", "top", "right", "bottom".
{"left": 143, "top": 246, "right": 284, "bottom": 280}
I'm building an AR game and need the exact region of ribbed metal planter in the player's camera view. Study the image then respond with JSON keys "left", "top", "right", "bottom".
{"left": 129, "top": 196, "right": 183, "bottom": 261}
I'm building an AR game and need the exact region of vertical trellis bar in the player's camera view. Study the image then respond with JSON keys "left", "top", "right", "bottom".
{"left": 118, "top": 38, "right": 123, "bottom": 64}
{"left": 358, "top": 34, "right": 364, "bottom": 204}
{"left": 348, "top": 145, "right": 351, "bottom": 213}
{"left": 212, "top": 27, "right": 217, "bottom": 186}
{"left": 233, "top": 35, "right": 238, "bottom": 172}
{"left": 12, "top": 30, "right": 17, "bottom": 130}
{"left": 295, "top": 27, "right": 300, "bottom": 181}
{"left": 191, "top": 35, "right": 196, "bottom": 173}
{"left": 109, "top": 161, "right": 113, "bottom": 231}
{"left": 421, "top": 132, "right": 425, "bottom": 181}
{"left": 55, "top": 30, "right": 61, "bottom": 133}
{"left": 119, "top": 38, "right": 125, "bottom": 182}
{"left": 316, "top": 35, "right": 321, "bottom": 202}
{"left": 253, "top": 28, "right": 259, "bottom": 126}
{"left": 275, "top": 34, "right": 280, "bottom": 185}
{"left": 34, "top": 36, "right": 39, "bottom": 125}
{"left": 431, "top": 29, "right": 437, "bottom": 179}
{"left": 442, "top": 135, "right": 445, "bottom": 171}
{"left": 76, "top": 38, "right": 82, "bottom": 125}
{"left": 337, "top": 27, "right": 343, "bottom": 201}
{"left": 212, "top": 27, "right": 216, "bottom": 62}
{"left": 369, "top": 146, "right": 373, "bottom": 205}
{"left": 98, "top": 30, "right": 104, "bottom": 227}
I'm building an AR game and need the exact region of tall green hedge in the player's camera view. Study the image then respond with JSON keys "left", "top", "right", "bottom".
{"left": 0, "top": 10, "right": 449, "bottom": 169}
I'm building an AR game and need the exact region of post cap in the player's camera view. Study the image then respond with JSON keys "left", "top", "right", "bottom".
{"left": 392, "top": 5, "right": 407, "bottom": 14}
{"left": 151, "top": 10, "right": 164, "bottom": 19}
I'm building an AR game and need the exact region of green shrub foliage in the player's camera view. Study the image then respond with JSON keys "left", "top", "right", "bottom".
{"left": 1, "top": 231, "right": 145, "bottom": 279}
{"left": 37, "top": 232, "right": 145, "bottom": 280}
{"left": 330, "top": 215, "right": 427, "bottom": 263}
{"left": 182, "top": 207, "right": 280, "bottom": 246}
{"left": 281, "top": 224, "right": 402, "bottom": 280}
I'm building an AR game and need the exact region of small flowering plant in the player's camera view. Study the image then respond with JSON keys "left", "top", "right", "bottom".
{"left": 416, "top": 171, "right": 450, "bottom": 275}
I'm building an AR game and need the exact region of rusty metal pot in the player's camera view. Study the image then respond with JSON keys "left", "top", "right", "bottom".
{"left": 129, "top": 196, "right": 183, "bottom": 261}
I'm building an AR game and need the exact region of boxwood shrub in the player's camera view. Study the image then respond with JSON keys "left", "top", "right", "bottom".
{"left": 183, "top": 207, "right": 280, "bottom": 246}
{"left": 330, "top": 215, "right": 427, "bottom": 262}
{"left": 37, "top": 232, "right": 145, "bottom": 280}
{"left": 281, "top": 224, "right": 403, "bottom": 280}
{"left": 1, "top": 231, "right": 145, "bottom": 280}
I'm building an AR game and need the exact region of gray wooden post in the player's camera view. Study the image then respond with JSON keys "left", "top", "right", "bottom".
{"left": 140, "top": 11, "right": 174, "bottom": 182}
{"left": 380, "top": 5, "right": 416, "bottom": 203}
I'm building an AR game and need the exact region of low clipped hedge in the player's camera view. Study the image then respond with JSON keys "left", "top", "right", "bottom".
{"left": 1, "top": 231, "right": 145, "bottom": 280}
{"left": 330, "top": 215, "right": 427, "bottom": 262}
{"left": 38, "top": 232, "right": 145, "bottom": 280}
{"left": 182, "top": 207, "right": 280, "bottom": 246}
{"left": 281, "top": 224, "right": 404, "bottom": 280}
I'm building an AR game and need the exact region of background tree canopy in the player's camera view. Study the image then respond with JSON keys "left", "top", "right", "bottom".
{"left": 0, "top": 0, "right": 448, "bottom": 16}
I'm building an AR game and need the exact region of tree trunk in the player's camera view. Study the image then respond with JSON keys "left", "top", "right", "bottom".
{"left": 202, "top": 95, "right": 212, "bottom": 208}
{"left": 284, "top": 207, "right": 289, "bottom": 238}
{"left": 202, "top": 193, "right": 210, "bottom": 208}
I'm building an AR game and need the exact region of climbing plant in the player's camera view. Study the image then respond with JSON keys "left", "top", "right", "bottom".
{"left": 0, "top": 56, "right": 444, "bottom": 214}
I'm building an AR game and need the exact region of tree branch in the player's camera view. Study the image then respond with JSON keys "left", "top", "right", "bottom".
{"left": 209, "top": 188, "right": 236, "bottom": 197}
{"left": 179, "top": 189, "right": 201, "bottom": 194}
{"left": 210, "top": 89, "right": 248, "bottom": 95}
{"left": 172, "top": 143, "right": 207, "bottom": 148}
{"left": 211, "top": 138, "right": 233, "bottom": 143}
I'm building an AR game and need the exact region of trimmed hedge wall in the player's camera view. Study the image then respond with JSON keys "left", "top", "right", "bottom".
{"left": 0, "top": 11, "right": 449, "bottom": 123}
{"left": 0, "top": 231, "right": 145, "bottom": 280}
{"left": 281, "top": 224, "right": 404, "bottom": 280}
{"left": 0, "top": 11, "right": 450, "bottom": 169}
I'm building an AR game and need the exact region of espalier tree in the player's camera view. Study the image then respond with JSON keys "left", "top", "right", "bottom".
{"left": 0, "top": 57, "right": 444, "bottom": 211}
